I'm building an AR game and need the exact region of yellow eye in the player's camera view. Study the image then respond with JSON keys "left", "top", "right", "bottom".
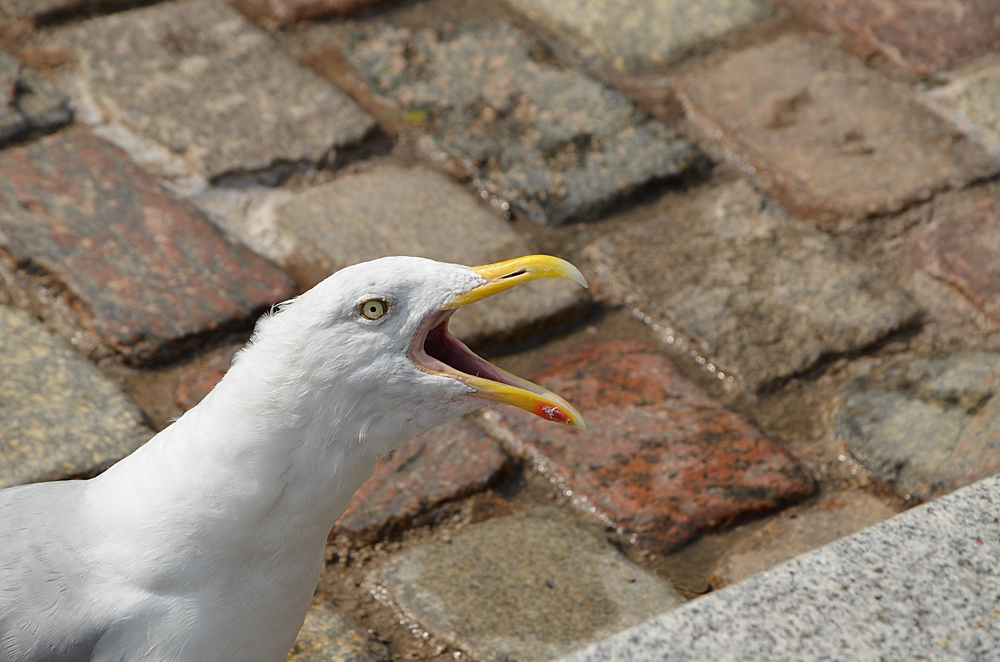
{"left": 359, "top": 299, "right": 389, "bottom": 320}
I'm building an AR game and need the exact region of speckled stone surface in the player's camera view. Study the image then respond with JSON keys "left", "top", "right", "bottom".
{"left": 0, "top": 0, "right": 137, "bottom": 21}
{"left": 0, "top": 0, "right": 68, "bottom": 19}
{"left": 371, "top": 507, "right": 684, "bottom": 662}
{"left": 559, "top": 473, "right": 1000, "bottom": 662}
{"left": 911, "top": 198, "right": 1000, "bottom": 324}
{"left": 493, "top": 340, "right": 815, "bottom": 552}
{"left": 784, "top": 0, "right": 1000, "bottom": 76}
{"left": 584, "top": 180, "right": 919, "bottom": 390}
{"left": 710, "top": 490, "right": 897, "bottom": 587}
{"left": 346, "top": 23, "right": 698, "bottom": 225}
{"left": 0, "top": 131, "right": 296, "bottom": 364}
{"left": 232, "top": 0, "right": 391, "bottom": 26}
{"left": 505, "top": 0, "right": 775, "bottom": 71}
{"left": 55, "top": 0, "right": 373, "bottom": 181}
{"left": 268, "top": 164, "right": 590, "bottom": 346}
{"left": 285, "top": 599, "right": 388, "bottom": 662}
{"left": 834, "top": 351, "right": 1000, "bottom": 501}
{"left": 923, "top": 59, "right": 1000, "bottom": 159}
{"left": 0, "top": 47, "right": 71, "bottom": 145}
{"left": 332, "top": 417, "right": 512, "bottom": 547}
{"left": 0, "top": 306, "right": 152, "bottom": 489}
{"left": 676, "top": 33, "right": 999, "bottom": 221}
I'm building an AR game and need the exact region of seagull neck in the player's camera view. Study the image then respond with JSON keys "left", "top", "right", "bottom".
{"left": 99, "top": 344, "right": 379, "bottom": 551}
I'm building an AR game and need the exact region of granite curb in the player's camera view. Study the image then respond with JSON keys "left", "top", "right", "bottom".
{"left": 559, "top": 471, "right": 1000, "bottom": 662}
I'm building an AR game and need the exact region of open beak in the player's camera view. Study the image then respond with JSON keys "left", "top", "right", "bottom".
{"left": 409, "top": 255, "right": 588, "bottom": 429}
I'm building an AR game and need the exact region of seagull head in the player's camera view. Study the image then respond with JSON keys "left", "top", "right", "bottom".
{"left": 239, "top": 255, "right": 587, "bottom": 460}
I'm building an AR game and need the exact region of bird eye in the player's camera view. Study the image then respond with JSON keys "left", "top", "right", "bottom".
{"left": 359, "top": 299, "right": 389, "bottom": 320}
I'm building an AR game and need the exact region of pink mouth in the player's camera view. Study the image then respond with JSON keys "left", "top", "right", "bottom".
{"left": 409, "top": 310, "right": 514, "bottom": 386}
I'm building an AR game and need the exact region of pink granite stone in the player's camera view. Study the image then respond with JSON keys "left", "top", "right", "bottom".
{"left": 496, "top": 339, "right": 816, "bottom": 552}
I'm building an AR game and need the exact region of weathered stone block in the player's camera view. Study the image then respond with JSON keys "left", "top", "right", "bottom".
{"left": 0, "top": 47, "right": 71, "bottom": 145}
{"left": 922, "top": 58, "right": 1000, "bottom": 158}
{"left": 332, "top": 417, "right": 513, "bottom": 546}
{"left": 55, "top": 0, "right": 374, "bottom": 181}
{"left": 710, "top": 490, "right": 897, "bottom": 587}
{"left": 232, "top": 0, "right": 395, "bottom": 26}
{"left": 346, "top": 23, "right": 698, "bottom": 225}
{"left": 785, "top": 0, "right": 1000, "bottom": 76}
{"left": 835, "top": 351, "right": 1000, "bottom": 501}
{"left": 285, "top": 599, "right": 388, "bottom": 662}
{"left": 0, "top": 131, "right": 296, "bottom": 364}
{"left": 371, "top": 507, "right": 684, "bottom": 662}
{"left": 494, "top": 339, "right": 816, "bottom": 552}
{"left": 585, "top": 180, "right": 919, "bottom": 390}
{"left": 911, "top": 198, "right": 1000, "bottom": 324}
{"left": 505, "top": 0, "right": 775, "bottom": 71}
{"left": 676, "top": 33, "right": 998, "bottom": 221}
{"left": 0, "top": 306, "right": 152, "bottom": 488}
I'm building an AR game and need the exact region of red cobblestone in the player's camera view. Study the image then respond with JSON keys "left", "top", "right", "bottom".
{"left": 175, "top": 346, "right": 241, "bottom": 411}
{"left": 331, "top": 417, "right": 513, "bottom": 546}
{"left": 495, "top": 340, "right": 816, "bottom": 552}
{"left": 785, "top": 0, "right": 1000, "bottom": 76}
{"left": 0, "top": 132, "right": 296, "bottom": 365}
{"left": 911, "top": 198, "right": 1000, "bottom": 324}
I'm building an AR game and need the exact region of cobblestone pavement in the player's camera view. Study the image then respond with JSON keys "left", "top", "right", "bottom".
{"left": 1, "top": 0, "right": 999, "bottom": 659}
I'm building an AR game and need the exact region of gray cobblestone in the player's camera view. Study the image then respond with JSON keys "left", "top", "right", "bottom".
{"left": 506, "top": 0, "right": 775, "bottom": 71}
{"left": 346, "top": 23, "right": 699, "bottom": 225}
{"left": 0, "top": 306, "right": 152, "bottom": 489}
{"left": 55, "top": 0, "right": 374, "bottom": 183}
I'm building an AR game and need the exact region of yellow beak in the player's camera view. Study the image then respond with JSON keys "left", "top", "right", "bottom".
{"left": 448, "top": 255, "right": 588, "bottom": 430}
{"left": 448, "top": 255, "right": 589, "bottom": 309}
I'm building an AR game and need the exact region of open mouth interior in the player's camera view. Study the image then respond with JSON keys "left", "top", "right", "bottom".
{"left": 409, "top": 310, "right": 515, "bottom": 387}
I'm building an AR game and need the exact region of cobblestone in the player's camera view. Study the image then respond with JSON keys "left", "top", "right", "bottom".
{"left": 0, "top": 306, "right": 152, "bottom": 489}
{"left": 676, "top": 33, "right": 998, "bottom": 221}
{"left": 784, "top": 0, "right": 1000, "bottom": 76}
{"left": 834, "top": 351, "right": 1000, "bottom": 501}
{"left": 585, "top": 180, "right": 919, "bottom": 390}
{"left": 710, "top": 491, "right": 897, "bottom": 587}
{"left": 0, "top": 47, "right": 71, "bottom": 145}
{"left": 0, "top": 0, "right": 136, "bottom": 22}
{"left": 233, "top": 0, "right": 390, "bottom": 26}
{"left": 174, "top": 346, "right": 241, "bottom": 411}
{"left": 55, "top": 0, "right": 374, "bottom": 183}
{"left": 371, "top": 507, "right": 684, "bottom": 662}
{"left": 923, "top": 57, "right": 1000, "bottom": 158}
{"left": 911, "top": 198, "right": 1000, "bottom": 324}
{"left": 2, "top": 1, "right": 997, "bottom": 659}
{"left": 346, "top": 23, "right": 698, "bottom": 225}
{"left": 332, "top": 417, "right": 512, "bottom": 547}
{"left": 492, "top": 339, "right": 815, "bottom": 552}
{"left": 0, "top": 131, "right": 296, "bottom": 364}
{"left": 286, "top": 599, "right": 388, "bottom": 662}
{"left": 505, "top": 0, "right": 775, "bottom": 71}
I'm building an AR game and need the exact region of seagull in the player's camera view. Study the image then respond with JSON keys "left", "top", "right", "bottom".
{"left": 0, "top": 255, "right": 587, "bottom": 662}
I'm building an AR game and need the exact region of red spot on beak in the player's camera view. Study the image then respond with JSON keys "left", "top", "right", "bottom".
{"left": 537, "top": 404, "right": 571, "bottom": 425}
